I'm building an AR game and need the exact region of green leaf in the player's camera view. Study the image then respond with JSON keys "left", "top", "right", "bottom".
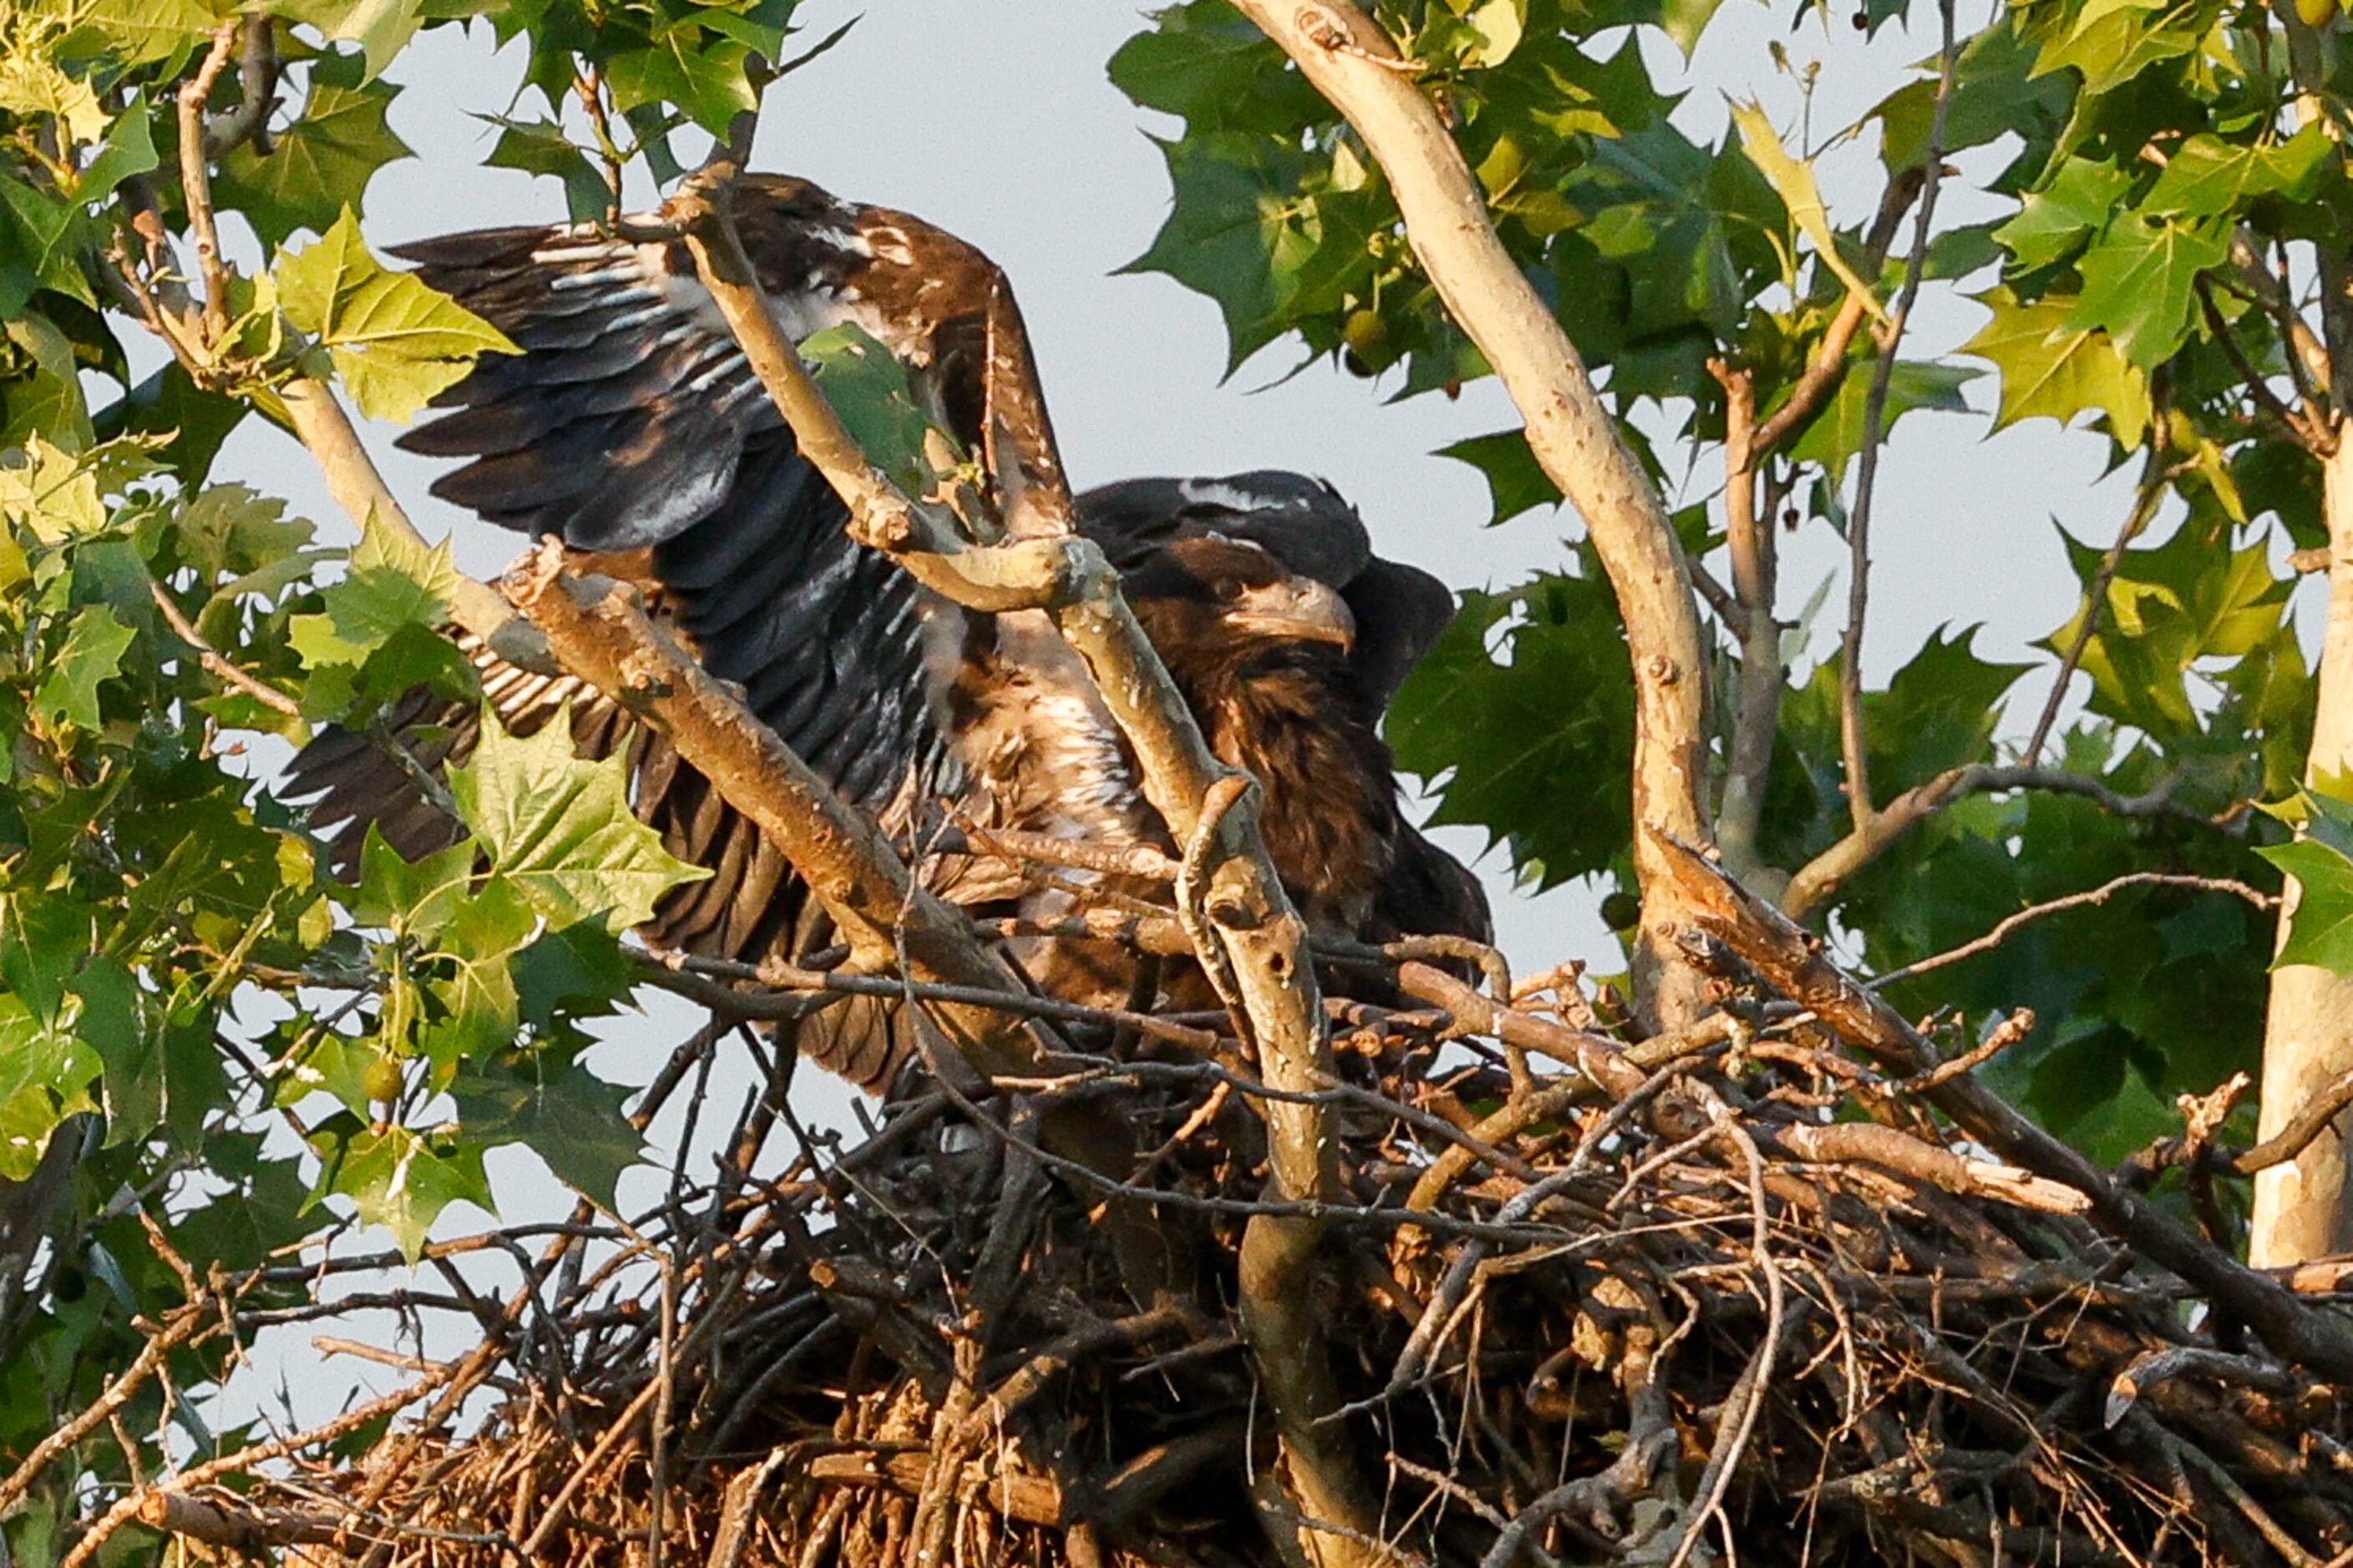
{"left": 0, "top": 999, "right": 98, "bottom": 1181}
{"left": 800, "top": 323, "right": 939, "bottom": 495}
{"left": 1438, "top": 429, "right": 1561, "bottom": 524}
{"left": 2262, "top": 836, "right": 2353, "bottom": 973}
{"left": 273, "top": 0, "right": 427, "bottom": 80}
{"left": 449, "top": 708, "right": 709, "bottom": 933}
{"left": 353, "top": 831, "right": 478, "bottom": 938}
{"left": 1389, "top": 562, "right": 1636, "bottom": 888}
{"left": 215, "top": 59, "right": 414, "bottom": 249}
{"left": 1109, "top": 0, "right": 1328, "bottom": 135}
{"left": 1993, "top": 158, "right": 2135, "bottom": 271}
{"left": 0, "top": 895, "right": 94, "bottom": 1025}
{"left": 1961, "top": 286, "right": 2150, "bottom": 446}
{"left": 77, "top": 95, "right": 159, "bottom": 204}
{"left": 3, "top": 311, "right": 95, "bottom": 453}
{"left": 275, "top": 209, "right": 516, "bottom": 422}
{"left": 2030, "top": 0, "right": 2202, "bottom": 95}
{"left": 34, "top": 605, "right": 135, "bottom": 731}
{"left": 63, "top": 0, "right": 215, "bottom": 66}
{"left": 2143, "top": 124, "right": 2333, "bottom": 219}
{"left": 290, "top": 513, "right": 463, "bottom": 669}
{"left": 1783, "top": 360, "right": 1978, "bottom": 481}
{"left": 2044, "top": 518, "right": 2290, "bottom": 736}
{"left": 2063, "top": 213, "right": 2229, "bottom": 368}
{"left": 483, "top": 116, "right": 610, "bottom": 222}
{"left": 413, "top": 876, "right": 538, "bottom": 1070}
{"left": 0, "top": 56, "right": 109, "bottom": 147}
{"left": 1122, "top": 131, "right": 1313, "bottom": 372}
{"left": 1727, "top": 100, "right": 1884, "bottom": 321}
{"left": 450, "top": 1056, "right": 643, "bottom": 1206}
{"left": 306, "top": 1116, "right": 491, "bottom": 1262}
{"left": 0, "top": 169, "right": 95, "bottom": 316}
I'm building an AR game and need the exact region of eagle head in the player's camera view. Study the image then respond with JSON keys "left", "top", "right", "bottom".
{"left": 1123, "top": 535, "right": 1357, "bottom": 665}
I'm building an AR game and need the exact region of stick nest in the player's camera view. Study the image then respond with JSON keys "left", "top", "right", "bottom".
{"left": 160, "top": 934, "right": 2353, "bottom": 1568}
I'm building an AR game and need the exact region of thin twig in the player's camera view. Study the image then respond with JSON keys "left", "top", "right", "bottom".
{"left": 1834, "top": 0, "right": 1960, "bottom": 831}
{"left": 1869, "top": 873, "right": 2276, "bottom": 989}
{"left": 148, "top": 577, "right": 301, "bottom": 718}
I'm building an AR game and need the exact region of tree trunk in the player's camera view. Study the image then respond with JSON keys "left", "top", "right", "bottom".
{"left": 2253, "top": 432, "right": 2353, "bottom": 1266}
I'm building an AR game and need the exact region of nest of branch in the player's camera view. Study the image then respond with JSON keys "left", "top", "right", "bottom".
{"left": 149, "top": 909, "right": 2353, "bottom": 1568}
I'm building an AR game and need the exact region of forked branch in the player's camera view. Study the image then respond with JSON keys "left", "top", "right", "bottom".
{"left": 662, "top": 164, "right": 1384, "bottom": 1568}
{"left": 1230, "top": 0, "right": 1711, "bottom": 1029}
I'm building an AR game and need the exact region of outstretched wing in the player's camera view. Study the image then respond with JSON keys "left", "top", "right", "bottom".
{"left": 290, "top": 181, "right": 1146, "bottom": 1088}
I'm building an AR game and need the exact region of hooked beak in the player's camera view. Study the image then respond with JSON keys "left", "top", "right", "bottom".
{"left": 1226, "top": 575, "right": 1357, "bottom": 651}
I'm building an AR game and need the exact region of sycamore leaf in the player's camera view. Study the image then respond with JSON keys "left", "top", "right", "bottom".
{"left": 450, "top": 1057, "right": 644, "bottom": 1206}
{"left": 65, "top": 0, "right": 215, "bottom": 67}
{"left": 2063, "top": 213, "right": 2229, "bottom": 368}
{"left": 290, "top": 515, "right": 461, "bottom": 668}
{"left": 0, "top": 999, "right": 99, "bottom": 1181}
{"left": 483, "top": 116, "right": 611, "bottom": 222}
{"left": 2030, "top": 0, "right": 2202, "bottom": 95}
{"left": 1961, "top": 286, "right": 2150, "bottom": 446}
{"left": 2262, "top": 835, "right": 2353, "bottom": 974}
{"left": 0, "top": 433, "right": 104, "bottom": 541}
{"left": 34, "top": 605, "right": 135, "bottom": 731}
{"left": 1993, "top": 158, "right": 2134, "bottom": 271}
{"left": 306, "top": 1116, "right": 491, "bottom": 1262}
{"left": 1784, "top": 360, "right": 1979, "bottom": 481}
{"left": 271, "top": 0, "right": 426, "bottom": 81}
{"left": 2143, "top": 124, "right": 2332, "bottom": 219}
{"left": 77, "top": 95, "right": 158, "bottom": 203}
{"left": 0, "top": 55, "right": 109, "bottom": 146}
{"left": 275, "top": 209, "right": 515, "bottom": 422}
{"left": 1727, "top": 100, "right": 1885, "bottom": 321}
{"left": 1438, "top": 430, "right": 1561, "bottom": 525}
{"left": 216, "top": 59, "right": 413, "bottom": 248}
{"left": 801, "top": 323, "right": 938, "bottom": 495}
{"left": 449, "top": 709, "right": 709, "bottom": 934}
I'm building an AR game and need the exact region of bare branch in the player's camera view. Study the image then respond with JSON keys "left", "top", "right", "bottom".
{"left": 2022, "top": 441, "right": 2170, "bottom": 767}
{"left": 1869, "top": 873, "right": 2276, "bottom": 989}
{"left": 1836, "top": 0, "right": 1961, "bottom": 834}
{"left": 1782, "top": 764, "right": 2223, "bottom": 919}
{"left": 175, "top": 24, "right": 239, "bottom": 345}
{"left": 502, "top": 549, "right": 1045, "bottom": 1079}
{"left": 200, "top": 17, "right": 280, "bottom": 160}
{"left": 147, "top": 576, "right": 301, "bottom": 718}
{"left": 1231, "top": 0, "right": 1712, "bottom": 1031}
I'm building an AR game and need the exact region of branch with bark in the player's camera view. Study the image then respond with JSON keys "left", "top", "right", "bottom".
{"left": 1780, "top": 762, "right": 2224, "bottom": 919}
{"left": 1229, "top": 0, "right": 1711, "bottom": 1032}
{"left": 655, "top": 164, "right": 1381, "bottom": 1568}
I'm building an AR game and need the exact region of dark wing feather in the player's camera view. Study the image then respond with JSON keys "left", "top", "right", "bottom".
{"left": 291, "top": 198, "right": 993, "bottom": 1091}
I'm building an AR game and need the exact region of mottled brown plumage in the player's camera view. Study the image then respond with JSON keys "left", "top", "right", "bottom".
{"left": 290, "top": 181, "right": 1489, "bottom": 1090}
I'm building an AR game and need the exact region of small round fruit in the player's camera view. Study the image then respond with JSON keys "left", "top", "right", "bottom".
{"left": 362, "top": 1056, "right": 406, "bottom": 1106}
{"left": 2295, "top": 0, "right": 2336, "bottom": 30}
{"left": 1600, "top": 890, "right": 1642, "bottom": 930}
{"left": 1343, "top": 307, "right": 1390, "bottom": 355}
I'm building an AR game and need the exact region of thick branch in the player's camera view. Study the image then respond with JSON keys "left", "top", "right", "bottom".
{"left": 1232, "top": 0, "right": 1710, "bottom": 1028}
{"left": 664, "top": 167, "right": 1381, "bottom": 1565}
{"left": 1657, "top": 836, "right": 2353, "bottom": 1383}
{"left": 502, "top": 549, "right": 1045, "bottom": 1078}
{"left": 1781, "top": 763, "right": 2215, "bottom": 919}
{"left": 277, "top": 379, "right": 554, "bottom": 675}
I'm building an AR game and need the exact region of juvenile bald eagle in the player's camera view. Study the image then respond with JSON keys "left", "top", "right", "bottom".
{"left": 289, "top": 177, "right": 1487, "bottom": 1086}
